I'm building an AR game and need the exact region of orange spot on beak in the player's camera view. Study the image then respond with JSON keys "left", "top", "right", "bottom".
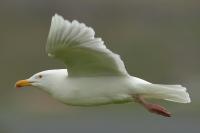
{"left": 15, "top": 80, "right": 32, "bottom": 88}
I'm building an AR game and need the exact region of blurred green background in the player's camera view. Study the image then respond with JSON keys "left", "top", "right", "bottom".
{"left": 0, "top": 0, "right": 200, "bottom": 133}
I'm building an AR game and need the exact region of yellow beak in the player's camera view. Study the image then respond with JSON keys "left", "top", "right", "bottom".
{"left": 15, "top": 79, "right": 32, "bottom": 88}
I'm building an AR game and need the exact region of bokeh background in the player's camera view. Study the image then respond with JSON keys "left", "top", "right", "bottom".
{"left": 0, "top": 0, "right": 200, "bottom": 133}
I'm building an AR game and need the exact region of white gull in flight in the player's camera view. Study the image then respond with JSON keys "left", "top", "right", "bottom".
{"left": 15, "top": 14, "right": 191, "bottom": 117}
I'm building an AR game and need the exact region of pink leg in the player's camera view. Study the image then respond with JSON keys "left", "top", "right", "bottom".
{"left": 134, "top": 95, "right": 171, "bottom": 117}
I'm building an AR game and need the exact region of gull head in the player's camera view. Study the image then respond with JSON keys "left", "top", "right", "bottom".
{"left": 15, "top": 69, "right": 68, "bottom": 89}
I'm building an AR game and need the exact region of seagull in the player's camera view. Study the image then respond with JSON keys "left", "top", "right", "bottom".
{"left": 15, "top": 14, "right": 191, "bottom": 117}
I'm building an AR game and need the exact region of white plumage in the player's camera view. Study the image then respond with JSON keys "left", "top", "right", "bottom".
{"left": 46, "top": 14, "right": 127, "bottom": 77}
{"left": 16, "top": 14, "right": 190, "bottom": 117}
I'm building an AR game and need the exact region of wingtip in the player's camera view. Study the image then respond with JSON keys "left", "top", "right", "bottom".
{"left": 54, "top": 13, "right": 59, "bottom": 17}
{"left": 52, "top": 13, "right": 64, "bottom": 20}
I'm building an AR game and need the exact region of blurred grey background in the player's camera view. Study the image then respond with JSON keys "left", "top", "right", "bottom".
{"left": 0, "top": 0, "right": 200, "bottom": 133}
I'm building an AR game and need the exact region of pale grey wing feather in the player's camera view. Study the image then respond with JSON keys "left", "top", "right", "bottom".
{"left": 46, "top": 14, "right": 128, "bottom": 77}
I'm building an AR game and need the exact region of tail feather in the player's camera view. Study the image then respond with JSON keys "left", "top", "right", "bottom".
{"left": 141, "top": 84, "right": 191, "bottom": 103}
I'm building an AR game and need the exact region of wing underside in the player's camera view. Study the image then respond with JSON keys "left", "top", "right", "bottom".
{"left": 46, "top": 14, "right": 128, "bottom": 77}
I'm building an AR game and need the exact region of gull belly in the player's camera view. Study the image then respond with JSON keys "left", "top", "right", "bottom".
{"left": 48, "top": 76, "right": 142, "bottom": 106}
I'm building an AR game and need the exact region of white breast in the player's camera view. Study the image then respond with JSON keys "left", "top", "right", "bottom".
{"left": 48, "top": 76, "right": 140, "bottom": 106}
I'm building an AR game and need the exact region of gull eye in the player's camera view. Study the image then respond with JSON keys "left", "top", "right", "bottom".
{"left": 38, "top": 75, "right": 43, "bottom": 79}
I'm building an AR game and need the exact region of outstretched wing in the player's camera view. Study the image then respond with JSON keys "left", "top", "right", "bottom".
{"left": 46, "top": 14, "right": 128, "bottom": 77}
